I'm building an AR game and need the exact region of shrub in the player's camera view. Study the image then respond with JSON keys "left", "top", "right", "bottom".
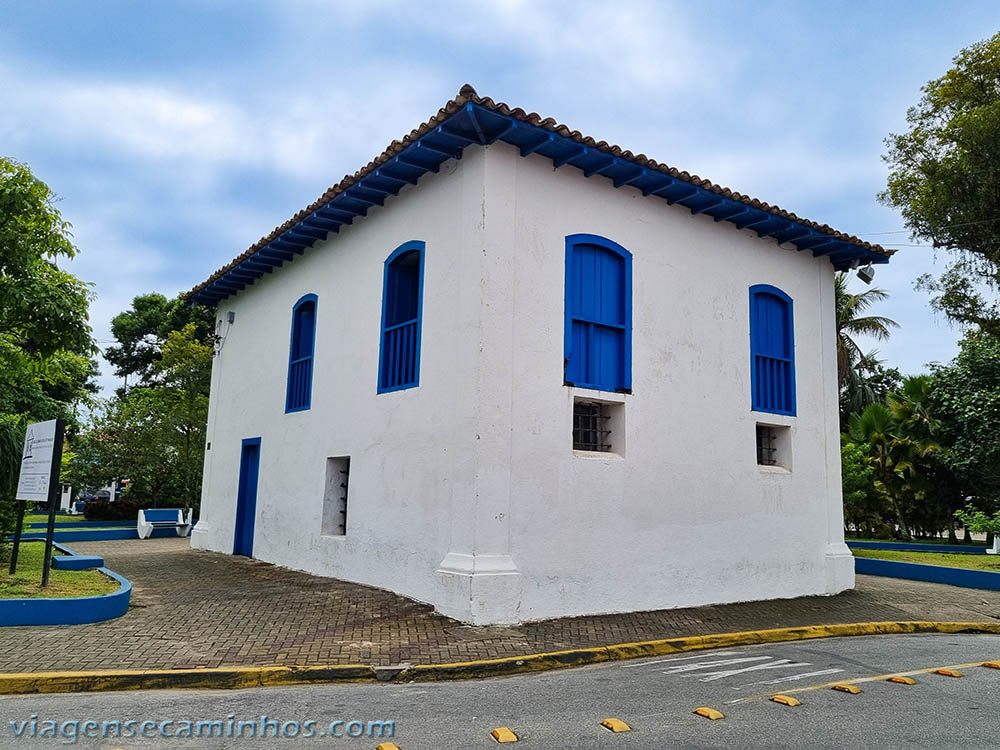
{"left": 83, "top": 497, "right": 152, "bottom": 521}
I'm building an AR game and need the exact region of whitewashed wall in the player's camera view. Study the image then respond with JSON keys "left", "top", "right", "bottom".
{"left": 193, "top": 152, "right": 489, "bottom": 613}
{"left": 194, "top": 142, "right": 852, "bottom": 624}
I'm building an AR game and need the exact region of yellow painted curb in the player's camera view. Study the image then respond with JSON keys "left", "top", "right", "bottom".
{"left": 2, "top": 620, "right": 999, "bottom": 695}
{"left": 888, "top": 675, "right": 916, "bottom": 685}
{"left": 401, "top": 621, "right": 1000, "bottom": 681}
{"left": 0, "top": 664, "right": 375, "bottom": 695}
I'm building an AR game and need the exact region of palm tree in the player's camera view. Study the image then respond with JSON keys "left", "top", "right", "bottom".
{"left": 848, "top": 377, "right": 940, "bottom": 540}
{"left": 835, "top": 272, "right": 899, "bottom": 386}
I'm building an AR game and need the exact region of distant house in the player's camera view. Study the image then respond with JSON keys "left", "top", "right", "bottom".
{"left": 186, "top": 85, "right": 892, "bottom": 625}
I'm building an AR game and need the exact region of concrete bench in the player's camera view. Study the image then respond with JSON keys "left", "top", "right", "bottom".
{"left": 52, "top": 554, "right": 105, "bottom": 570}
{"left": 137, "top": 508, "right": 193, "bottom": 539}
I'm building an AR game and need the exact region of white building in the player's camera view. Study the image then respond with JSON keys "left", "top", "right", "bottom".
{"left": 187, "top": 85, "right": 892, "bottom": 625}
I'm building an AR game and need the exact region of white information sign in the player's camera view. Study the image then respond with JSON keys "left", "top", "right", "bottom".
{"left": 16, "top": 419, "right": 58, "bottom": 502}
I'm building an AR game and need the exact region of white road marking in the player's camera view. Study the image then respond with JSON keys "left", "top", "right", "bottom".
{"left": 623, "top": 652, "right": 743, "bottom": 668}
{"left": 660, "top": 657, "right": 774, "bottom": 674}
{"left": 697, "top": 659, "right": 814, "bottom": 681}
{"left": 743, "top": 668, "right": 844, "bottom": 687}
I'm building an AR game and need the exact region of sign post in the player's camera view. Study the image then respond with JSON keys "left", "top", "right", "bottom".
{"left": 13, "top": 419, "right": 64, "bottom": 586}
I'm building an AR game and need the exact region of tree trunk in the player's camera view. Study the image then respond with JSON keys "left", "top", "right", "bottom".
{"left": 964, "top": 526, "right": 973, "bottom": 543}
{"left": 894, "top": 503, "right": 912, "bottom": 540}
{"left": 948, "top": 524, "right": 957, "bottom": 543}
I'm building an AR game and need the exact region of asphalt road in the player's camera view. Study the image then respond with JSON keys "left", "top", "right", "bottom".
{"left": 1, "top": 634, "right": 999, "bottom": 748}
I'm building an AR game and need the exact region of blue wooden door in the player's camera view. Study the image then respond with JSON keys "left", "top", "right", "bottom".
{"left": 233, "top": 438, "right": 261, "bottom": 557}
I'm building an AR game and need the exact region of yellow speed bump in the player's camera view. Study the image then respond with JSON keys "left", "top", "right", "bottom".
{"left": 693, "top": 707, "right": 725, "bottom": 720}
{"left": 888, "top": 675, "right": 916, "bottom": 685}
{"left": 936, "top": 668, "right": 962, "bottom": 678}
{"left": 983, "top": 661, "right": 1000, "bottom": 669}
{"left": 376, "top": 744, "right": 401, "bottom": 750}
{"left": 600, "top": 718, "right": 631, "bottom": 733}
{"left": 491, "top": 727, "right": 519, "bottom": 743}
{"left": 770, "top": 694, "right": 801, "bottom": 707}
{"left": 832, "top": 684, "right": 862, "bottom": 694}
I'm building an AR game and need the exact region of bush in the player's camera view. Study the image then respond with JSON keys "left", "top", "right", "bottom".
{"left": 0, "top": 416, "right": 26, "bottom": 561}
{"left": 83, "top": 497, "right": 152, "bottom": 521}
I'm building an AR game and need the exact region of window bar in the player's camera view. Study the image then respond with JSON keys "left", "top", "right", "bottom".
{"left": 573, "top": 402, "right": 612, "bottom": 452}
{"left": 756, "top": 425, "right": 777, "bottom": 466}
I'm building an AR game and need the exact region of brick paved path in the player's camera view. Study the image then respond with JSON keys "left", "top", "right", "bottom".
{"left": 1, "top": 538, "right": 998, "bottom": 673}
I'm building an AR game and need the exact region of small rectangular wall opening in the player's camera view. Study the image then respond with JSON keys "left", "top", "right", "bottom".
{"left": 573, "top": 398, "right": 625, "bottom": 456}
{"left": 756, "top": 424, "right": 791, "bottom": 470}
{"left": 322, "top": 456, "right": 350, "bottom": 536}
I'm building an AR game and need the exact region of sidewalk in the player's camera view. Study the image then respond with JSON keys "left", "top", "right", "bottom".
{"left": 1, "top": 538, "right": 998, "bottom": 673}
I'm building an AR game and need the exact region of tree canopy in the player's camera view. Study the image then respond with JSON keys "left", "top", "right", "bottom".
{"left": 74, "top": 323, "right": 212, "bottom": 507}
{"left": 930, "top": 330, "right": 1000, "bottom": 506}
{"left": 105, "top": 292, "right": 214, "bottom": 391}
{"left": 0, "top": 157, "right": 96, "bottom": 554}
{"left": 881, "top": 31, "right": 1000, "bottom": 333}
{"left": 0, "top": 157, "right": 96, "bottom": 425}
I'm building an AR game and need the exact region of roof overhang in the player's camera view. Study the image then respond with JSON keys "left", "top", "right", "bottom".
{"left": 186, "top": 86, "right": 892, "bottom": 306}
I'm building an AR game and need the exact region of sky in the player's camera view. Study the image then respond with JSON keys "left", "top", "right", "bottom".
{"left": 3, "top": 1, "right": 1000, "bottom": 396}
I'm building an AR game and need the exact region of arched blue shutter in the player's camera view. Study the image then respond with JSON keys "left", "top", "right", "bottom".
{"left": 749, "top": 285, "right": 795, "bottom": 415}
{"left": 564, "top": 234, "right": 632, "bottom": 392}
{"left": 379, "top": 241, "right": 424, "bottom": 392}
{"left": 286, "top": 294, "right": 317, "bottom": 412}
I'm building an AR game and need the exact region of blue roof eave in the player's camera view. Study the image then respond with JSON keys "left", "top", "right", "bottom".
{"left": 188, "top": 103, "right": 888, "bottom": 306}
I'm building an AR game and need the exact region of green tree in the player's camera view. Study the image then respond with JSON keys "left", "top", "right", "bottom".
{"left": 839, "top": 350, "right": 902, "bottom": 430}
{"left": 153, "top": 324, "right": 212, "bottom": 503}
{"left": 105, "top": 292, "right": 214, "bottom": 391}
{"left": 930, "top": 330, "right": 1000, "bottom": 526}
{"left": 881, "top": 32, "right": 1000, "bottom": 333}
{"left": 841, "top": 441, "right": 888, "bottom": 538}
{"left": 835, "top": 272, "right": 899, "bottom": 386}
{"left": 847, "top": 378, "right": 940, "bottom": 540}
{"left": 0, "top": 157, "right": 95, "bottom": 557}
{"left": 0, "top": 157, "right": 96, "bottom": 425}
{"left": 72, "top": 324, "right": 212, "bottom": 507}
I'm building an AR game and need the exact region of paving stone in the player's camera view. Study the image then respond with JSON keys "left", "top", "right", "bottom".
{"left": 0, "top": 538, "right": 997, "bottom": 672}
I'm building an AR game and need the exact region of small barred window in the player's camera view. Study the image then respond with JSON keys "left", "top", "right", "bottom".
{"left": 573, "top": 401, "right": 612, "bottom": 452}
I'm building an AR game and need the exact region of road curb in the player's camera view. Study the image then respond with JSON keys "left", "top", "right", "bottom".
{"left": 0, "top": 664, "right": 376, "bottom": 695}
{"left": 398, "top": 621, "right": 1000, "bottom": 681}
{"left": 1, "top": 621, "right": 998, "bottom": 694}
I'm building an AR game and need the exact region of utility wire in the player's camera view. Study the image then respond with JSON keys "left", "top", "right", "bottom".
{"left": 859, "top": 217, "right": 1000, "bottom": 236}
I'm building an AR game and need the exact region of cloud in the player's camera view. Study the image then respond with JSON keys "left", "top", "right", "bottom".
{"left": 0, "top": 61, "right": 446, "bottom": 185}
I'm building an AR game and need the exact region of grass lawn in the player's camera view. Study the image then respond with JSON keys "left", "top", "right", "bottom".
{"left": 853, "top": 547, "right": 1000, "bottom": 572}
{"left": 0, "top": 542, "right": 118, "bottom": 599}
{"left": 27, "top": 514, "right": 90, "bottom": 524}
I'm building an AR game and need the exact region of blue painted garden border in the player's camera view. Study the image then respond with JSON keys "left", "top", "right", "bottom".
{"left": 0, "top": 542, "right": 131, "bottom": 626}
{"left": 26, "top": 521, "right": 137, "bottom": 529}
{"left": 848, "top": 540, "right": 987, "bottom": 555}
{"left": 16, "top": 525, "right": 195, "bottom": 543}
{"left": 855, "top": 556, "right": 1000, "bottom": 591}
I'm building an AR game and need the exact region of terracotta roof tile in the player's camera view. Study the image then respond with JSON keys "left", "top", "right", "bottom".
{"left": 186, "top": 84, "right": 890, "bottom": 302}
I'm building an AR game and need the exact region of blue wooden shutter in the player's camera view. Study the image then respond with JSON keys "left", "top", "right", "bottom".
{"left": 379, "top": 241, "right": 425, "bottom": 393}
{"left": 749, "top": 285, "right": 795, "bottom": 415}
{"left": 564, "top": 234, "right": 632, "bottom": 392}
{"left": 286, "top": 294, "right": 317, "bottom": 412}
